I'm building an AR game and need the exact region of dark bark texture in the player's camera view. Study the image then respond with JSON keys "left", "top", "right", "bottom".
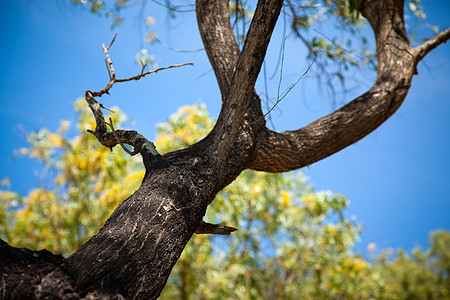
{"left": 1, "top": 0, "right": 449, "bottom": 299}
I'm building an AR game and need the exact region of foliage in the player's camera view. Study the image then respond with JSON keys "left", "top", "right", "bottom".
{"left": 161, "top": 171, "right": 379, "bottom": 299}
{"left": 154, "top": 103, "right": 215, "bottom": 154}
{"left": 370, "top": 231, "right": 450, "bottom": 300}
{"left": 1, "top": 103, "right": 448, "bottom": 298}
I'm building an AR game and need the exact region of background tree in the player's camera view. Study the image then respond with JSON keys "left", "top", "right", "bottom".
{"left": 1, "top": 0, "right": 449, "bottom": 299}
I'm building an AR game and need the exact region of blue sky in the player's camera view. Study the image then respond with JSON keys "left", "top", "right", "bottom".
{"left": 0, "top": 0, "right": 449, "bottom": 254}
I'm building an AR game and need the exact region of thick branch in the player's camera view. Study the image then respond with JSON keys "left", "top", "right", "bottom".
{"left": 247, "top": 0, "right": 420, "bottom": 172}
{"left": 248, "top": 81, "right": 411, "bottom": 172}
{"left": 209, "top": 0, "right": 283, "bottom": 164}
{"left": 196, "top": 0, "right": 240, "bottom": 99}
{"left": 0, "top": 239, "right": 78, "bottom": 299}
{"left": 195, "top": 0, "right": 267, "bottom": 129}
{"left": 195, "top": 0, "right": 268, "bottom": 185}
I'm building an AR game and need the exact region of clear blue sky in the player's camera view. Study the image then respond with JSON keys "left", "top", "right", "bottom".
{"left": 0, "top": 0, "right": 449, "bottom": 254}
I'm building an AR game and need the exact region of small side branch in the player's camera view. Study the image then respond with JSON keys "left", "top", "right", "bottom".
{"left": 413, "top": 28, "right": 450, "bottom": 63}
{"left": 89, "top": 34, "right": 193, "bottom": 97}
{"left": 195, "top": 221, "right": 237, "bottom": 235}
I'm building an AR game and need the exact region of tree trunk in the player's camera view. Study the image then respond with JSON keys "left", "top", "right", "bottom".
{"left": 1, "top": 0, "right": 449, "bottom": 299}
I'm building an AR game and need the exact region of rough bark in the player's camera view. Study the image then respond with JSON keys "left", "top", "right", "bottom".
{"left": 1, "top": 0, "right": 449, "bottom": 299}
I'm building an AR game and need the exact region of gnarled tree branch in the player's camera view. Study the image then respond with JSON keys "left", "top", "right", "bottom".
{"left": 247, "top": 0, "right": 448, "bottom": 173}
{"left": 196, "top": 0, "right": 240, "bottom": 100}
{"left": 208, "top": 0, "right": 283, "bottom": 165}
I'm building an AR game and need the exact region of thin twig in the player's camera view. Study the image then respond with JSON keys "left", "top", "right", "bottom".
{"left": 276, "top": 37, "right": 288, "bottom": 102}
{"left": 114, "top": 63, "right": 193, "bottom": 83}
{"left": 263, "top": 60, "right": 276, "bottom": 130}
{"left": 156, "top": 38, "right": 204, "bottom": 53}
{"left": 275, "top": 54, "right": 316, "bottom": 105}
{"left": 248, "top": 54, "right": 317, "bottom": 126}
{"left": 269, "top": 6, "right": 288, "bottom": 80}
{"left": 139, "top": 60, "right": 147, "bottom": 75}
{"left": 150, "top": 0, "right": 195, "bottom": 13}
{"left": 106, "top": 33, "right": 117, "bottom": 51}
{"left": 106, "top": 117, "right": 138, "bottom": 156}
{"left": 193, "top": 68, "right": 213, "bottom": 81}
{"left": 89, "top": 34, "right": 193, "bottom": 97}
{"left": 102, "top": 42, "right": 116, "bottom": 79}
{"left": 105, "top": 59, "right": 112, "bottom": 80}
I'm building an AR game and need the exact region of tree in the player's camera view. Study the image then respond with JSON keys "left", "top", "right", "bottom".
{"left": 1, "top": 0, "right": 449, "bottom": 299}
{"left": 369, "top": 231, "right": 450, "bottom": 300}
{"left": 2, "top": 103, "right": 448, "bottom": 299}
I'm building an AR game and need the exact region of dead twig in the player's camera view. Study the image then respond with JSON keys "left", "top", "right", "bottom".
{"left": 89, "top": 34, "right": 193, "bottom": 97}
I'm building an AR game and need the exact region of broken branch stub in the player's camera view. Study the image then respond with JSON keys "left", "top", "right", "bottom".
{"left": 195, "top": 221, "right": 238, "bottom": 235}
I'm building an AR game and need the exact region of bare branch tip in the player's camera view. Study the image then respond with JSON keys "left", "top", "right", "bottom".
{"left": 106, "top": 33, "right": 118, "bottom": 51}
{"left": 140, "top": 61, "right": 147, "bottom": 75}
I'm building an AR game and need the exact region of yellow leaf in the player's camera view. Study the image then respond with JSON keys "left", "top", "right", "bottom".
{"left": 280, "top": 190, "right": 290, "bottom": 207}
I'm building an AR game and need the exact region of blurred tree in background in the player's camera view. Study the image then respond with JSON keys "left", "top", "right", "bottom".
{"left": 1, "top": 103, "right": 448, "bottom": 299}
